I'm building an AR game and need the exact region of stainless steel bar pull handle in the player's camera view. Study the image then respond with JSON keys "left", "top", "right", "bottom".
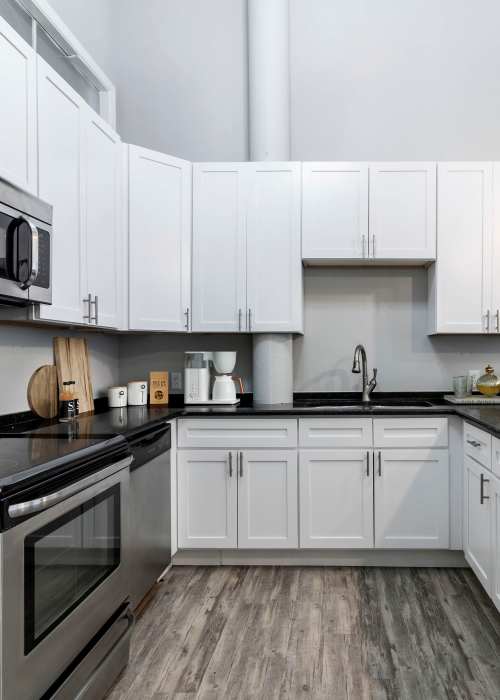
{"left": 466, "top": 439, "right": 481, "bottom": 448}
{"left": 366, "top": 450, "right": 370, "bottom": 477}
{"left": 228, "top": 452, "right": 233, "bottom": 478}
{"left": 485, "top": 309, "right": 491, "bottom": 332}
{"left": 83, "top": 292, "right": 92, "bottom": 322}
{"left": 362, "top": 235, "right": 366, "bottom": 259}
{"left": 248, "top": 309, "right": 252, "bottom": 332}
{"left": 378, "top": 451, "right": 382, "bottom": 476}
{"left": 496, "top": 309, "right": 499, "bottom": 333}
{"left": 8, "top": 455, "right": 133, "bottom": 518}
{"left": 372, "top": 235, "right": 376, "bottom": 258}
{"left": 239, "top": 451, "right": 243, "bottom": 477}
{"left": 90, "top": 295, "right": 98, "bottom": 324}
{"left": 184, "top": 307, "right": 190, "bottom": 331}
{"left": 238, "top": 308, "right": 242, "bottom": 332}
{"left": 480, "top": 472, "right": 490, "bottom": 504}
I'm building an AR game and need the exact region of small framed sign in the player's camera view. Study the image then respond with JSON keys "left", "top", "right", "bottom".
{"left": 149, "top": 371, "right": 169, "bottom": 404}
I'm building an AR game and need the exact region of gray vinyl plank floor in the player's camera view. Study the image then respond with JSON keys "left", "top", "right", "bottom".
{"left": 106, "top": 566, "right": 500, "bottom": 700}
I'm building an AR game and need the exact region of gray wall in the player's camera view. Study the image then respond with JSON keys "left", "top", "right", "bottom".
{"left": 119, "top": 334, "right": 253, "bottom": 394}
{"left": 290, "top": 0, "right": 500, "bottom": 160}
{"left": 295, "top": 269, "right": 500, "bottom": 393}
{"left": 48, "top": 0, "right": 500, "bottom": 161}
{"left": 0, "top": 326, "right": 120, "bottom": 414}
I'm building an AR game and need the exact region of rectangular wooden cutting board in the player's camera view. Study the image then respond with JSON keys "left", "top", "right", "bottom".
{"left": 53, "top": 337, "right": 94, "bottom": 414}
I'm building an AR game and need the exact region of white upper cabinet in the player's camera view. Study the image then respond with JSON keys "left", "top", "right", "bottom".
{"left": 428, "top": 163, "right": 492, "bottom": 334}
{"left": 191, "top": 164, "right": 247, "bottom": 332}
{"left": 302, "top": 162, "right": 369, "bottom": 260}
{"left": 128, "top": 146, "right": 191, "bottom": 331}
{"left": 83, "top": 113, "right": 122, "bottom": 329}
{"left": 374, "top": 449, "right": 449, "bottom": 549}
{"left": 489, "top": 163, "right": 500, "bottom": 333}
{"left": 301, "top": 162, "right": 436, "bottom": 263}
{"left": 37, "top": 57, "right": 122, "bottom": 328}
{"left": 246, "top": 163, "right": 303, "bottom": 332}
{"left": 191, "top": 162, "right": 303, "bottom": 333}
{"left": 0, "top": 16, "right": 36, "bottom": 193}
{"left": 369, "top": 162, "right": 436, "bottom": 260}
{"left": 37, "top": 58, "right": 85, "bottom": 325}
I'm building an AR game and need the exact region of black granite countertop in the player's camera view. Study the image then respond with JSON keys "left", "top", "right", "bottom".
{"left": 3, "top": 392, "right": 500, "bottom": 442}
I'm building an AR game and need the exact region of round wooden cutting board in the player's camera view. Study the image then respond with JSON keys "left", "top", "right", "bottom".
{"left": 27, "top": 365, "right": 59, "bottom": 419}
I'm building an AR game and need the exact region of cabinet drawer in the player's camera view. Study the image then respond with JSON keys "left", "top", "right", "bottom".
{"left": 464, "top": 422, "right": 492, "bottom": 470}
{"left": 178, "top": 418, "right": 298, "bottom": 448}
{"left": 299, "top": 418, "right": 373, "bottom": 448}
{"left": 373, "top": 418, "right": 448, "bottom": 448}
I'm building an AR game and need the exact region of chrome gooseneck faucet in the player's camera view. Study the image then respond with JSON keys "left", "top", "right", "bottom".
{"left": 352, "top": 344, "right": 377, "bottom": 403}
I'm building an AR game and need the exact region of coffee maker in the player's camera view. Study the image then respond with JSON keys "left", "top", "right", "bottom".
{"left": 184, "top": 351, "right": 242, "bottom": 405}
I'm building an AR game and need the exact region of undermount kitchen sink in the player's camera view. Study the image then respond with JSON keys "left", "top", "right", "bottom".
{"left": 295, "top": 398, "right": 433, "bottom": 410}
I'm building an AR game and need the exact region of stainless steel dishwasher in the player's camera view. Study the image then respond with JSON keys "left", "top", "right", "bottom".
{"left": 128, "top": 422, "right": 171, "bottom": 609}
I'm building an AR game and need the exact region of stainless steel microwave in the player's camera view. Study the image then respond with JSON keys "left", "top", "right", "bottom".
{"left": 0, "top": 176, "right": 52, "bottom": 305}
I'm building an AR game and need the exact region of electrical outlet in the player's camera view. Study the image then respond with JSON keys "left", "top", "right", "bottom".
{"left": 171, "top": 371, "right": 182, "bottom": 390}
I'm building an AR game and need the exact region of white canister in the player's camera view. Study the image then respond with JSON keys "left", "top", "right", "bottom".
{"left": 108, "top": 386, "right": 127, "bottom": 408}
{"left": 127, "top": 381, "right": 148, "bottom": 406}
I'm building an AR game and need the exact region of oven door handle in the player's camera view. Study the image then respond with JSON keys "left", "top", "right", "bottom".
{"left": 8, "top": 455, "right": 133, "bottom": 519}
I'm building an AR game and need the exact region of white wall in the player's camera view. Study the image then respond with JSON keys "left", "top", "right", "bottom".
{"left": 0, "top": 325, "right": 120, "bottom": 415}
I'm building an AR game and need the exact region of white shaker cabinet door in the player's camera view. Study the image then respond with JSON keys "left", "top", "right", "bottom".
{"left": 374, "top": 449, "right": 449, "bottom": 549}
{"left": 238, "top": 450, "right": 298, "bottom": 549}
{"left": 299, "top": 449, "right": 373, "bottom": 549}
{"left": 489, "top": 163, "right": 500, "bottom": 333}
{"left": 464, "top": 455, "right": 493, "bottom": 594}
{"left": 177, "top": 450, "right": 237, "bottom": 549}
{"left": 369, "top": 162, "right": 436, "bottom": 260}
{"left": 302, "top": 162, "right": 369, "bottom": 260}
{"left": 128, "top": 145, "right": 191, "bottom": 331}
{"left": 491, "top": 475, "right": 500, "bottom": 612}
{"left": 83, "top": 112, "right": 122, "bottom": 328}
{"left": 191, "top": 164, "right": 247, "bottom": 332}
{"left": 246, "top": 163, "right": 303, "bottom": 333}
{"left": 0, "top": 16, "right": 37, "bottom": 193}
{"left": 429, "top": 163, "right": 491, "bottom": 334}
{"left": 37, "top": 58, "right": 85, "bottom": 324}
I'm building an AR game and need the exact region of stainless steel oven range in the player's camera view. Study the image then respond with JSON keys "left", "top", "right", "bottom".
{"left": 0, "top": 433, "right": 133, "bottom": 700}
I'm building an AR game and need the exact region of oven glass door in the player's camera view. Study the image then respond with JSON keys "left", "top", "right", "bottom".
{"left": 24, "top": 484, "right": 121, "bottom": 654}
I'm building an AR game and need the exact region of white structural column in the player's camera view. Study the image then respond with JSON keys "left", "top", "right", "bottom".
{"left": 247, "top": 0, "right": 294, "bottom": 404}
{"left": 247, "top": 0, "right": 291, "bottom": 160}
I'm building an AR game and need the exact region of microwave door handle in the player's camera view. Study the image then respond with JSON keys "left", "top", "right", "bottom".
{"left": 19, "top": 217, "right": 39, "bottom": 290}
{"left": 8, "top": 455, "right": 133, "bottom": 519}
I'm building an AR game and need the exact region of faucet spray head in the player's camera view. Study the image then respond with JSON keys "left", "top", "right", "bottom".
{"left": 352, "top": 358, "right": 360, "bottom": 373}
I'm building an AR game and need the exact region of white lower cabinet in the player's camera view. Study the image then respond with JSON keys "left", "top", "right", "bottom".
{"left": 491, "top": 475, "right": 500, "bottom": 612}
{"left": 177, "top": 418, "right": 451, "bottom": 554}
{"left": 374, "top": 449, "right": 449, "bottom": 549}
{"left": 238, "top": 450, "right": 298, "bottom": 549}
{"left": 177, "top": 450, "right": 237, "bottom": 549}
{"left": 464, "top": 454, "right": 493, "bottom": 593}
{"left": 299, "top": 449, "right": 373, "bottom": 549}
{"left": 178, "top": 448, "right": 298, "bottom": 549}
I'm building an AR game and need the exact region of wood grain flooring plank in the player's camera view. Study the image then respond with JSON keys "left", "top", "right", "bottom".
{"left": 105, "top": 566, "right": 500, "bottom": 700}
